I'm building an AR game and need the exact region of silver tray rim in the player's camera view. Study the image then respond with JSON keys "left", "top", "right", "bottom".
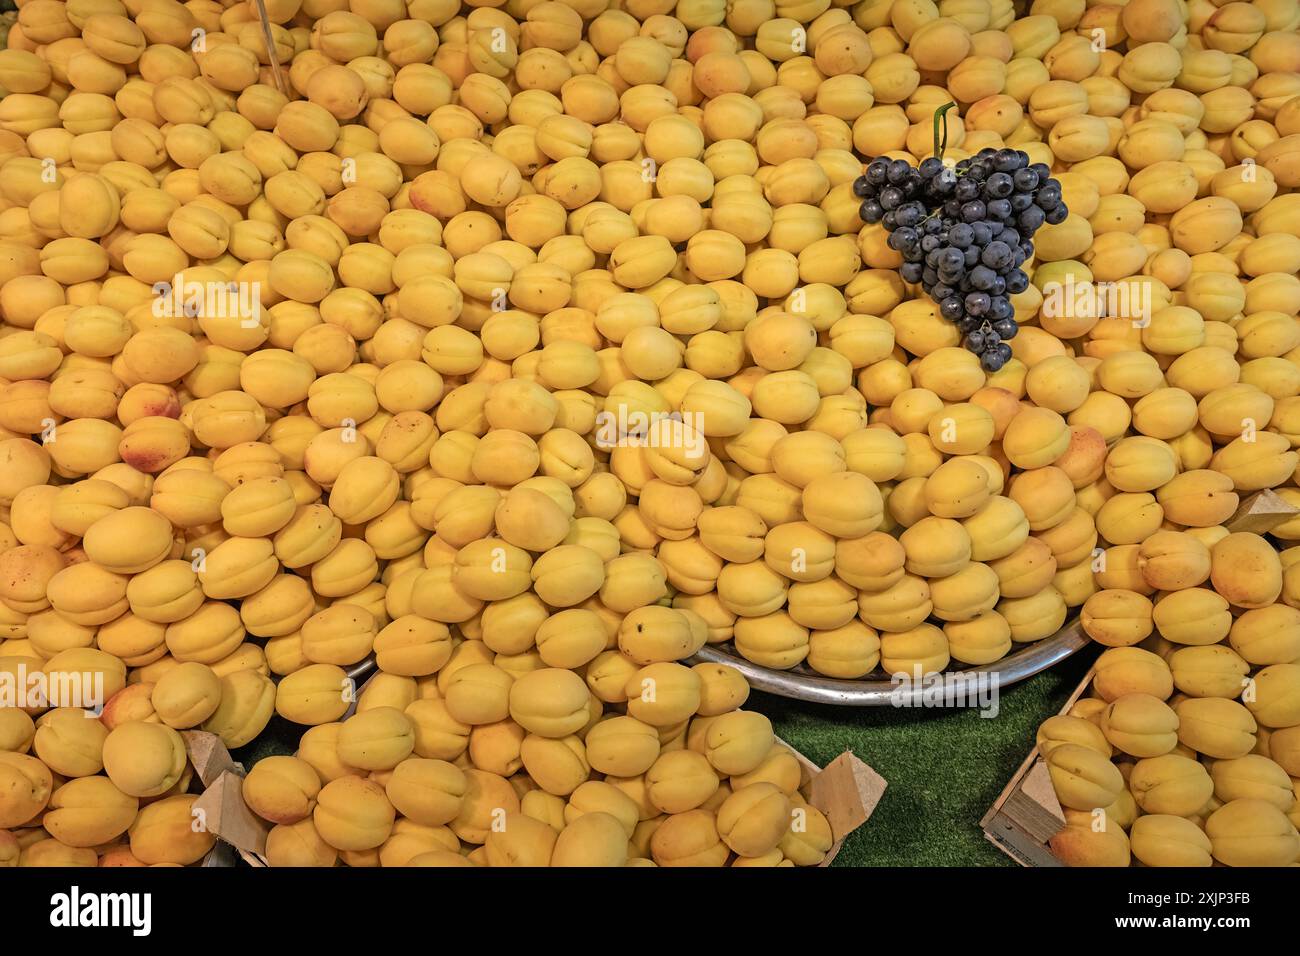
{"left": 690, "top": 618, "right": 1088, "bottom": 706}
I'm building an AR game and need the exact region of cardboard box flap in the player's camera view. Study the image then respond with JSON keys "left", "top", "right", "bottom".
{"left": 194, "top": 770, "right": 269, "bottom": 866}
{"left": 1226, "top": 488, "right": 1299, "bottom": 534}
{"left": 770, "top": 742, "right": 887, "bottom": 866}
{"left": 808, "top": 751, "right": 887, "bottom": 845}
{"left": 183, "top": 730, "right": 242, "bottom": 788}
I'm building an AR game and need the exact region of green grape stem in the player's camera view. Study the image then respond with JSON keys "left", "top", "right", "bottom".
{"left": 933, "top": 102, "right": 957, "bottom": 161}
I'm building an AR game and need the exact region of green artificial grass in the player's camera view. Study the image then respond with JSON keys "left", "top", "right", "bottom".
{"left": 766, "top": 647, "right": 1098, "bottom": 867}
{"left": 239, "top": 649, "right": 1098, "bottom": 867}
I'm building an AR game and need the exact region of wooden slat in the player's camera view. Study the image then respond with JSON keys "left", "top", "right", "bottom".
{"left": 982, "top": 813, "right": 1065, "bottom": 868}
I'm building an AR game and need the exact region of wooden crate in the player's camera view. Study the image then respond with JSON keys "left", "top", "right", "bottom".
{"left": 980, "top": 488, "right": 1300, "bottom": 866}
{"left": 978, "top": 667, "right": 1093, "bottom": 867}
{"left": 190, "top": 730, "right": 888, "bottom": 868}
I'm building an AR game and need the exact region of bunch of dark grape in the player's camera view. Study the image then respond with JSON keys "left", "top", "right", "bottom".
{"left": 853, "top": 147, "right": 1067, "bottom": 372}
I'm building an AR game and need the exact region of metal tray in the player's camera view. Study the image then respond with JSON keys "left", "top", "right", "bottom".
{"left": 691, "top": 618, "right": 1088, "bottom": 706}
